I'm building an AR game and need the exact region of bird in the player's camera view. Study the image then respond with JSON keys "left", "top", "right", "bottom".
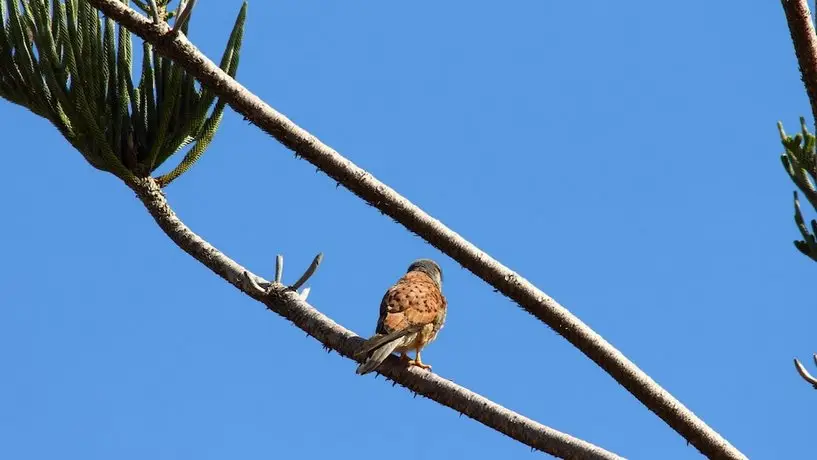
{"left": 355, "top": 259, "right": 447, "bottom": 375}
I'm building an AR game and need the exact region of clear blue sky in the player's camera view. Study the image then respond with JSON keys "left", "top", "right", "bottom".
{"left": 0, "top": 1, "right": 811, "bottom": 458}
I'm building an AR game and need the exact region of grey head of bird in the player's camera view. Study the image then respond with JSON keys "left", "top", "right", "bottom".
{"left": 407, "top": 258, "right": 443, "bottom": 290}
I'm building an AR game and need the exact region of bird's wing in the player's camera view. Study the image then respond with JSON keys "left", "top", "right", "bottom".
{"left": 374, "top": 289, "right": 392, "bottom": 335}
{"left": 353, "top": 325, "right": 421, "bottom": 358}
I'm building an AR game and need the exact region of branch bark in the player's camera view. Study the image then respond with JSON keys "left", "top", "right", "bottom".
{"left": 89, "top": 1, "right": 745, "bottom": 458}
{"left": 782, "top": 0, "right": 817, "bottom": 127}
{"left": 127, "top": 176, "right": 621, "bottom": 460}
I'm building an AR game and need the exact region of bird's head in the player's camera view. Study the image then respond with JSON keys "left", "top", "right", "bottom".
{"left": 407, "top": 258, "right": 443, "bottom": 290}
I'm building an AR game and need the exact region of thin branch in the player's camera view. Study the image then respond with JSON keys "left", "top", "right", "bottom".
{"left": 87, "top": 2, "right": 745, "bottom": 458}
{"left": 794, "top": 354, "right": 817, "bottom": 388}
{"left": 245, "top": 271, "right": 305, "bottom": 302}
{"left": 242, "top": 271, "right": 267, "bottom": 293}
{"left": 127, "top": 176, "right": 621, "bottom": 460}
{"left": 782, "top": 0, "right": 817, "bottom": 128}
{"left": 290, "top": 252, "right": 322, "bottom": 291}
{"left": 172, "top": 0, "right": 196, "bottom": 33}
{"left": 274, "top": 254, "right": 283, "bottom": 284}
{"left": 148, "top": 0, "right": 160, "bottom": 23}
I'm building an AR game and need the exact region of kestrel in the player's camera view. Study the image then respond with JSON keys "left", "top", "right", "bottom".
{"left": 355, "top": 259, "right": 447, "bottom": 375}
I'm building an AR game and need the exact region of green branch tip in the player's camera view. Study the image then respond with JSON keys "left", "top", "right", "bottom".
{"left": 0, "top": 0, "right": 247, "bottom": 186}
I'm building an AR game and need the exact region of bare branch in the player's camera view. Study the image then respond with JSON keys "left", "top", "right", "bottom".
{"left": 173, "top": 0, "right": 196, "bottom": 33}
{"left": 782, "top": 0, "right": 817, "bottom": 127}
{"left": 127, "top": 176, "right": 620, "bottom": 460}
{"left": 148, "top": 0, "right": 160, "bottom": 23}
{"left": 88, "top": 2, "right": 745, "bottom": 457}
{"left": 275, "top": 254, "right": 283, "bottom": 284}
{"left": 242, "top": 271, "right": 267, "bottom": 295}
{"left": 290, "top": 252, "right": 323, "bottom": 291}
{"left": 794, "top": 355, "right": 817, "bottom": 388}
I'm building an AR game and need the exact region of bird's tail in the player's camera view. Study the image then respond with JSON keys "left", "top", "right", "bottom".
{"left": 355, "top": 338, "right": 403, "bottom": 375}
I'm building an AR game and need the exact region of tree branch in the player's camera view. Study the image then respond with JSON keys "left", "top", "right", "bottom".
{"left": 87, "top": 1, "right": 746, "bottom": 458}
{"left": 782, "top": 0, "right": 817, "bottom": 127}
{"left": 289, "top": 252, "right": 323, "bottom": 291}
{"left": 127, "top": 176, "right": 620, "bottom": 460}
{"left": 780, "top": 1, "right": 817, "bottom": 389}
{"left": 794, "top": 354, "right": 817, "bottom": 388}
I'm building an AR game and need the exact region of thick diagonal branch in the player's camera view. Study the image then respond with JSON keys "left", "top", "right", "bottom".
{"left": 127, "top": 176, "right": 620, "bottom": 460}
{"left": 782, "top": 0, "right": 817, "bottom": 126}
{"left": 90, "top": 2, "right": 745, "bottom": 458}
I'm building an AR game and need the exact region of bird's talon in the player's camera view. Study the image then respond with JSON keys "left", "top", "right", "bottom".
{"left": 406, "top": 360, "right": 432, "bottom": 371}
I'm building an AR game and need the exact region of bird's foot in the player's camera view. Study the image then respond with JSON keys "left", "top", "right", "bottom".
{"left": 407, "top": 359, "right": 432, "bottom": 371}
